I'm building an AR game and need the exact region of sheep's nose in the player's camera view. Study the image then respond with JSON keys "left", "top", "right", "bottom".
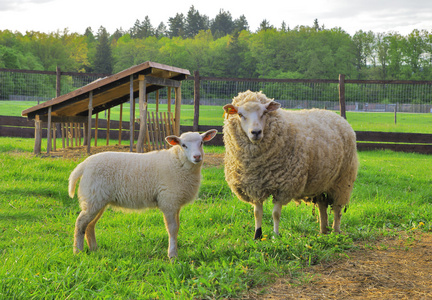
{"left": 251, "top": 130, "right": 262, "bottom": 138}
{"left": 193, "top": 155, "right": 202, "bottom": 162}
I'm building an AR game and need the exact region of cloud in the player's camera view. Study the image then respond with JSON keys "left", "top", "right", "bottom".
{"left": 0, "top": 0, "right": 54, "bottom": 12}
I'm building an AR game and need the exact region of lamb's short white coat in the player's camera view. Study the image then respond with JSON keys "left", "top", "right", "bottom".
{"left": 223, "top": 91, "right": 358, "bottom": 239}
{"left": 68, "top": 130, "right": 217, "bottom": 258}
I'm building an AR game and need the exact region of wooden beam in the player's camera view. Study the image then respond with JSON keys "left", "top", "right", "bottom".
{"left": 144, "top": 75, "right": 182, "bottom": 88}
{"left": 137, "top": 75, "right": 148, "bottom": 153}
{"left": 87, "top": 91, "right": 93, "bottom": 154}
{"left": 34, "top": 115, "right": 42, "bottom": 155}
{"left": 129, "top": 74, "right": 134, "bottom": 152}
{"left": 95, "top": 113, "right": 99, "bottom": 147}
{"left": 106, "top": 108, "right": 111, "bottom": 145}
{"left": 36, "top": 116, "right": 88, "bottom": 123}
{"left": 174, "top": 85, "right": 181, "bottom": 136}
{"left": 47, "top": 107, "right": 52, "bottom": 154}
{"left": 338, "top": 74, "right": 346, "bottom": 119}
{"left": 118, "top": 103, "right": 123, "bottom": 145}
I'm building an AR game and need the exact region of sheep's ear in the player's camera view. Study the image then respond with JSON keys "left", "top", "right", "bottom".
{"left": 223, "top": 104, "right": 238, "bottom": 114}
{"left": 165, "top": 136, "right": 181, "bottom": 146}
{"left": 265, "top": 101, "right": 280, "bottom": 112}
{"left": 201, "top": 129, "right": 218, "bottom": 142}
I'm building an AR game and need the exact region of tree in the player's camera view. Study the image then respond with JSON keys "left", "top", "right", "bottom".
{"left": 93, "top": 26, "right": 112, "bottom": 74}
{"left": 211, "top": 9, "right": 234, "bottom": 38}
{"left": 184, "top": 6, "right": 209, "bottom": 38}
{"left": 168, "top": 13, "right": 185, "bottom": 38}
{"left": 352, "top": 30, "right": 375, "bottom": 78}
{"left": 233, "top": 15, "right": 249, "bottom": 33}
{"left": 258, "top": 19, "right": 273, "bottom": 32}
{"left": 155, "top": 22, "right": 168, "bottom": 38}
{"left": 130, "top": 16, "right": 154, "bottom": 39}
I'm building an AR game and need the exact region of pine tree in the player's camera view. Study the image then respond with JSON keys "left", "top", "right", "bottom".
{"left": 93, "top": 26, "right": 112, "bottom": 74}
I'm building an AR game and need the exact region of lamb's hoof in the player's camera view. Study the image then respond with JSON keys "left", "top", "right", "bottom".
{"left": 254, "top": 227, "right": 263, "bottom": 240}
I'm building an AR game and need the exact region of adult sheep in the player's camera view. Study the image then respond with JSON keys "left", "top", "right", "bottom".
{"left": 223, "top": 91, "right": 358, "bottom": 239}
{"left": 68, "top": 129, "right": 217, "bottom": 258}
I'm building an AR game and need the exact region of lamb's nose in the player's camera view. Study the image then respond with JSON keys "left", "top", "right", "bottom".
{"left": 251, "top": 130, "right": 262, "bottom": 137}
{"left": 193, "top": 155, "right": 201, "bottom": 161}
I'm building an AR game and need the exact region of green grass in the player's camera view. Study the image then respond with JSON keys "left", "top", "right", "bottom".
{"left": 1, "top": 137, "right": 431, "bottom": 299}
{"left": 2, "top": 100, "right": 432, "bottom": 133}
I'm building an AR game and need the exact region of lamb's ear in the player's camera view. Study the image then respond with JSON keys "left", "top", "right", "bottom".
{"left": 201, "top": 129, "right": 218, "bottom": 142}
{"left": 165, "top": 135, "right": 181, "bottom": 146}
{"left": 265, "top": 101, "right": 281, "bottom": 112}
{"left": 223, "top": 104, "right": 238, "bottom": 114}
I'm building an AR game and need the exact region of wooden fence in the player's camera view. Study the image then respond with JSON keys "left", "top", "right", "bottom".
{"left": 2, "top": 116, "right": 431, "bottom": 153}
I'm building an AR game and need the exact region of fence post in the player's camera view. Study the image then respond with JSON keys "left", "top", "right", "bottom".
{"left": 193, "top": 70, "right": 200, "bottom": 132}
{"left": 338, "top": 74, "right": 346, "bottom": 119}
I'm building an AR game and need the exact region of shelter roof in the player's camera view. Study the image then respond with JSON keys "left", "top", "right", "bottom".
{"left": 22, "top": 61, "right": 190, "bottom": 120}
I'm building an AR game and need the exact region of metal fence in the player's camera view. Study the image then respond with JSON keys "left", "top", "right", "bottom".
{"left": 1, "top": 68, "right": 432, "bottom": 127}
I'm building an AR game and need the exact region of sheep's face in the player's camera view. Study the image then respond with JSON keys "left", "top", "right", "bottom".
{"left": 165, "top": 130, "right": 218, "bottom": 164}
{"left": 224, "top": 101, "right": 280, "bottom": 143}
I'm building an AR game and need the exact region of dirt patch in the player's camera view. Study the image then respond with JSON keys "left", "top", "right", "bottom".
{"left": 245, "top": 232, "right": 432, "bottom": 299}
{"left": 43, "top": 145, "right": 224, "bottom": 167}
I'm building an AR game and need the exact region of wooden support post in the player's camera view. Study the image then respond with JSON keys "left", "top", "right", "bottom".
{"left": 193, "top": 70, "right": 200, "bottom": 132}
{"left": 137, "top": 75, "right": 148, "bottom": 153}
{"left": 118, "top": 103, "right": 123, "bottom": 145}
{"left": 52, "top": 123, "right": 56, "bottom": 152}
{"left": 61, "top": 123, "right": 65, "bottom": 149}
{"left": 156, "top": 90, "right": 159, "bottom": 112}
{"left": 87, "top": 91, "right": 93, "bottom": 154}
{"left": 129, "top": 74, "right": 134, "bottom": 152}
{"left": 95, "top": 113, "right": 99, "bottom": 147}
{"left": 338, "top": 74, "right": 346, "bottom": 119}
{"left": 174, "top": 86, "right": 182, "bottom": 136}
{"left": 167, "top": 88, "right": 172, "bottom": 113}
{"left": 394, "top": 103, "right": 397, "bottom": 124}
{"left": 106, "top": 108, "right": 111, "bottom": 145}
{"left": 47, "top": 106, "right": 52, "bottom": 154}
{"left": 34, "top": 115, "right": 42, "bottom": 155}
{"left": 74, "top": 123, "right": 78, "bottom": 146}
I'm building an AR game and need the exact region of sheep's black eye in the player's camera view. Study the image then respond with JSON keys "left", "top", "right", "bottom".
{"left": 182, "top": 144, "right": 187, "bottom": 148}
{"left": 238, "top": 113, "right": 245, "bottom": 119}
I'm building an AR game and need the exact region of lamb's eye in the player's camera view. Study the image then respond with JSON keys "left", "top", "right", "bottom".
{"left": 238, "top": 113, "right": 245, "bottom": 119}
{"left": 182, "top": 144, "right": 187, "bottom": 148}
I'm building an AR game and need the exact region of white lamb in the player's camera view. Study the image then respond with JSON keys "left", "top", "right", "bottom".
{"left": 68, "top": 129, "right": 217, "bottom": 258}
{"left": 223, "top": 91, "right": 358, "bottom": 239}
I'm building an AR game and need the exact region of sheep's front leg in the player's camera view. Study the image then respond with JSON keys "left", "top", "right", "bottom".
{"left": 272, "top": 202, "right": 282, "bottom": 236}
{"left": 254, "top": 203, "right": 263, "bottom": 240}
{"left": 162, "top": 209, "right": 180, "bottom": 259}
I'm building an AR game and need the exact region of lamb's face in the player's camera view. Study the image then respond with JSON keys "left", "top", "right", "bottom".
{"left": 224, "top": 101, "right": 281, "bottom": 143}
{"left": 165, "top": 130, "right": 218, "bottom": 164}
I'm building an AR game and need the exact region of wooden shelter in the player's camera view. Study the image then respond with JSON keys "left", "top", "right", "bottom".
{"left": 22, "top": 62, "right": 190, "bottom": 155}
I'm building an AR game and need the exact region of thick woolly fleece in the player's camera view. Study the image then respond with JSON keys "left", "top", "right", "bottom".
{"left": 223, "top": 91, "right": 358, "bottom": 208}
{"left": 69, "top": 146, "right": 202, "bottom": 213}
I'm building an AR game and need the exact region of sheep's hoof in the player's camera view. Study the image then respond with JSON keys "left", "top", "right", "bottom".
{"left": 254, "top": 227, "right": 263, "bottom": 240}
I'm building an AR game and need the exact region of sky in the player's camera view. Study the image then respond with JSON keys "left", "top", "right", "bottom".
{"left": 0, "top": 0, "right": 432, "bottom": 36}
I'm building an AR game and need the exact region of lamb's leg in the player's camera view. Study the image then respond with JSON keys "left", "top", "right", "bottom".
{"left": 74, "top": 205, "right": 104, "bottom": 254}
{"left": 317, "top": 199, "right": 329, "bottom": 234}
{"left": 254, "top": 203, "right": 263, "bottom": 240}
{"left": 85, "top": 206, "right": 106, "bottom": 251}
{"left": 272, "top": 202, "right": 282, "bottom": 236}
{"left": 332, "top": 204, "right": 343, "bottom": 233}
{"left": 162, "top": 209, "right": 180, "bottom": 259}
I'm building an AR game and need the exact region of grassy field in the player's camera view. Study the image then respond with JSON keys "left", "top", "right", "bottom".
{"left": 1, "top": 137, "right": 431, "bottom": 299}
{"left": 2, "top": 100, "right": 432, "bottom": 133}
